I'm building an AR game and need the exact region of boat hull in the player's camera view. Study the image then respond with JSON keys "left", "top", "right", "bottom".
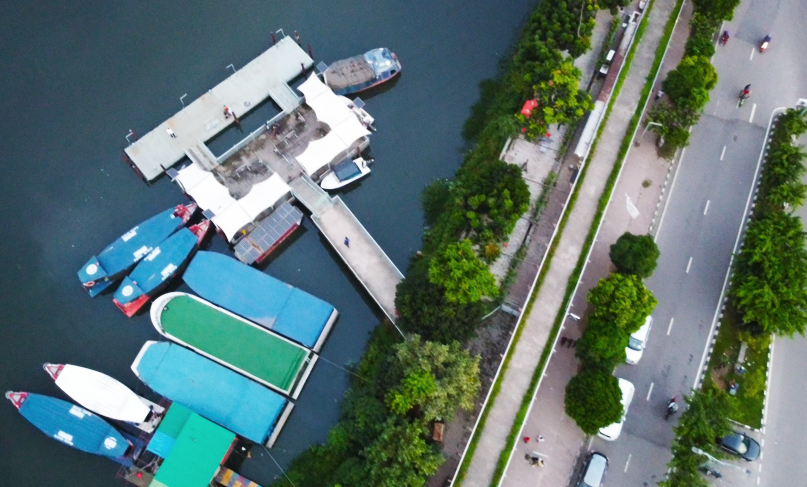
{"left": 321, "top": 157, "right": 372, "bottom": 190}
{"left": 324, "top": 48, "right": 401, "bottom": 96}
{"left": 78, "top": 203, "right": 196, "bottom": 296}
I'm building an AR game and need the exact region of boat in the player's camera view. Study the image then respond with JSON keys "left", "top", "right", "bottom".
{"left": 6, "top": 391, "right": 131, "bottom": 458}
{"left": 320, "top": 156, "right": 373, "bottom": 190}
{"left": 132, "top": 341, "right": 294, "bottom": 447}
{"left": 323, "top": 48, "right": 401, "bottom": 96}
{"left": 43, "top": 363, "right": 152, "bottom": 423}
{"left": 113, "top": 221, "right": 210, "bottom": 317}
{"left": 183, "top": 251, "right": 338, "bottom": 352}
{"left": 78, "top": 203, "right": 197, "bottom": 296}
{"left": 150, "top": 292, "right": 317, "bottom": 398}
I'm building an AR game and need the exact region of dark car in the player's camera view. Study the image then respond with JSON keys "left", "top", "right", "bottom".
{"left": 718, "top": 431, "right": 761, "bottom": 461}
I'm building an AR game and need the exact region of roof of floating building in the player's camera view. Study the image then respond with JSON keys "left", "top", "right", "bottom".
{"left": 183, "top": 251, "right": 337, "bottom": 351}
{"left": 174, "top": 164, "right": 291, "bottom": 241}
{"left": 295, "top": 74, "right": 371, "bottom": 176}
{"left": 132, "top": 341, "right": 289, "bottom": 444}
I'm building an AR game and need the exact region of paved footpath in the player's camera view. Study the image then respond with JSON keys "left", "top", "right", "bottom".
{"left": 460, "top": 0, "right": 680, "bottom": 486}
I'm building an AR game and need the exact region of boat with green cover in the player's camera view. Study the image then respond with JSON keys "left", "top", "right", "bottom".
{"left": 150, "top": 292, "right": 317, "bottom": 399}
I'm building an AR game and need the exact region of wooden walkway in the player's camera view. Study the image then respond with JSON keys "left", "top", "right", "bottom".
{"left": 124, "top": 36, "right": 313, "bottom": 180}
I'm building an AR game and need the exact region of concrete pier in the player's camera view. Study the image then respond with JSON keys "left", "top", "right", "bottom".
{"left": 125, "top": 36, "right": 313, "bottom": 180}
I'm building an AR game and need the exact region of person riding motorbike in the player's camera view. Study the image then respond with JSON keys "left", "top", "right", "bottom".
{"left": 665, "top": 396, "right": 679, "bottom": 420}
{"left": 760, "top": 34, "right": 771, "bottom": 52}
{"left": 741, "top": 84, "right": 752, "bottom": 99}
{"left": 720, "top": 30, "right": 730, "bottom": 44}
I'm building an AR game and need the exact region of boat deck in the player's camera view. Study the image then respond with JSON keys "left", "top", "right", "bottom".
{"left": 124, "top": 36, "right": 313, "bottom": 181}
{"left": 324, "top": 56, "right": 374, "bottom": 91}
{"left": 154, "top": 293, "right": 315, "bottom": 398}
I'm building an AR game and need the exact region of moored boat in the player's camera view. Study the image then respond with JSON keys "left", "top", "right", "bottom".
{"left": 6, "top": 391, "right": 131, "bottom": 458}
{"left": 323, "top": 48, "right": 401, "bottom": 96}
{"left": 113, "top": 221, "right": 210, "bottom": 317}
{"left": 183, "top": 251, "right": 338, "bottom": 352}
{"left": 78, "top": 203, "right": 197, "bottom": 296}
{"left": 320, "top": 156, "right": 373, "bottom": 190}
{"left": 132, "top": 341, "right": 293, "bottom": 447}
{"left": 150, "top": 292, "right": 317, "bottom": 398}
{"left": 43, "top": 363, "right": 152, "bottom": 423}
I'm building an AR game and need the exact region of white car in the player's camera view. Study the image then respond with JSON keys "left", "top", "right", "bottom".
{"left": 598, "top": 378, "right": 635, "bottom": 441}
{"left": 625, "top": 316, "right": 653, "bottom": 365}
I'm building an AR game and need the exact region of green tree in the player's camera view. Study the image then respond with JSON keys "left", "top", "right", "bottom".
{"left": 361, "top": 417, "right": 443, "bottom": 487}
{"left": 587, "top": 273, "right": 658, "bottom": 333}
{"left": 609, "top": 232, "right": 661, "bottom": 278}
{"left": 428, "top": 239, "right": 499, "bottom": 304}
{"left": 673, "top": 387, "right": 734, "bottom": 452}
{"left": 575, "top": 315, "right": 629, "bottom": 368}
{"left": 565, "top": 368, "right": 623, "bottom": 435}
{"left": 385, "top": 335, "right": 480, "bottom": 421}
{"left": 693, "top": 0, "right": 741, "bottom": 21}
{"left": 662, "top": 56, "right": 717, "bottom": 108}
{"left": 421, "top": 179, "right": 454, "bottom": 226}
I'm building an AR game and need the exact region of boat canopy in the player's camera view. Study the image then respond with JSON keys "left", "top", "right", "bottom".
{"left": 184, "top": 251, "right": 338, "bottom": 351}
{"left": 175, "top": 164, "right": 291, "bottom": 241}
{"left": 295, "top": 74, "right": 371, "bottom": 176}
{"left": 51, "top": 364, "right": 151, "bottom": 423}
{"left": 132, "top": 341, "right": 289, "bottom": 444}
{"left": 150, "top": 407, "right": 235, "bottom": 487}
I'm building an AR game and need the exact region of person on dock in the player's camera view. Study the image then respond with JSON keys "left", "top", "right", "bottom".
{"left": 344, "top": 237, "right": 350, "bottom": 248}
{"left": 224, "top": 106, "right": 231, "bottom": 119}
{"left": 166, "top": 128, "right": 177, "bottom": 138}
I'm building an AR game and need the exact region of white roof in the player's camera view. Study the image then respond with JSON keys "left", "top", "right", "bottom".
{"left": 54, "top": 364, "right": 151, "bottom": 423}
{"left": 175, "top": 165, "right": 291, "bottom": 241}
{"left": 296, "top": 74, "right": 371, "bottom": 176}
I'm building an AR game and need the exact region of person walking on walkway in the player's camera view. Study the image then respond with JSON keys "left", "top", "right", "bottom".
{"left": 344, "top": 237, "right": 350, "bottom": 248}
{"left": 166, "top": 128, "right": 177, "bottom": 138}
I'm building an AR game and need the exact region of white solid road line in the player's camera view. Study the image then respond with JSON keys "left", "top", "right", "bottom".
{"left": 686, "top": 256, "right": 693, "bottom": 273}
{"left": 647, "top": 382, "right": 654, "bottom": 401}
{"left": 704, "top": 200, "right": 710, "bottom": 215}
{"left": 667, "top": 317, "right": 675, "bottom": 335}
{"left": 750, "top": 103, "right": 757, "bottom": 123}
{"left": 720, "top": 145, "right": 726, "bottom": 160}
{"left": 624, "top": 454, "right": 632, "bottom": 473}
{"left": 750, "top": 48, "right": 755, "bottom": 60}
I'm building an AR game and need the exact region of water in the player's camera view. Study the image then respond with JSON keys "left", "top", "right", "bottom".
{"left": 0, "top": 0, "right": 535, "bottom": 484}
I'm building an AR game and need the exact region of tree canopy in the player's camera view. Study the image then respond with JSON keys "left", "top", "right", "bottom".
{"left": 575, "top": 315, "right": 629, "bottom": 369}
{"left": 428, "top": 239, "right": 499, "bottom": 304}
{"left": 609, "top": 232, "right": 661, "bottom": 278}
{"left": 587, "top": 273, "right": 657, "bottom": 333}
{"left": 565, "top": 368, "right": 623, "bottom": 435}
{"left": 662, "top": 56, "right": 717, "bottom": 107}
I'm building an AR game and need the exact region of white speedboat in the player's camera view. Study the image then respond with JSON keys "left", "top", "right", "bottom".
{"left": 320, "top": 157, "right": 373, "bottom": 190}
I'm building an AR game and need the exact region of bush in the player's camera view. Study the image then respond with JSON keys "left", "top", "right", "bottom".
{"left": 609, "top": 232, "right": 660, "bottom": 278}
{"left": 565, "top": 367, "right": 623, "bottom": 435}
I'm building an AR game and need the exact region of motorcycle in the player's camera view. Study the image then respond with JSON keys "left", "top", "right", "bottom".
{"left": 720, "top": 30, "right": 730, "bottom": 45}
{"left": 664, "top": 396, "right": 679, "bottom": 420}
{"left": 760, "top": 34, "right": 771, "bottom": 52}
{"left": 739, "top": 85, "right": 752, "bottom": 107}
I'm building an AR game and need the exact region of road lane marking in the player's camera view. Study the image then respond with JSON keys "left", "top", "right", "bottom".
{"left": 757, "top": 477, "right": 761, "bottom": 485}
{"left": 647, "top": 382, "right": 654, "bottom": 401}
{"left": 704, "top": 200, "right": 710, "bottom": 215}
{"left": 750, "top": 103, "right": 757, "bottom": 123}
{"left": 759, "top": 464, "right": 762, "bottom": 472}
{"left": 667, "top": 317, "right": 675, "bottom": 335}
{"left": 750, "top": 48, "right": 755, "bottom": 60}
{"left": 686, "top": 257, "right": 693, "bottom": 273}
{"left": 624, "top": 454, "right": 632, "bottom": 473}
{"left": 720, "top": 145, "right": 726, "bottom": 160}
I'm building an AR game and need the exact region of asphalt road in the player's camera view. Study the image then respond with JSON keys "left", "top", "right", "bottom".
{"left": 587, "top": 0, "right": 807, "bottom": 484}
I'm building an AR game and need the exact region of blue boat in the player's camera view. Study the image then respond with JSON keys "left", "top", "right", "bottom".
{"left": 131, "top": 341, "right": 294, "bottom": 447}
{"left": 6, "top": 391, "right": 131, "bottom": 458}
{"left": 78, "top": 203, "right": 197, "bottom": 297}
{"left": 323, "top": 48, "right": 401, "bottom": 96}
{"left": 183, "top": 251, "right": 338, "bottom": 352}
{"left": 113, "top": 221, "right": 210, "bottom": 317}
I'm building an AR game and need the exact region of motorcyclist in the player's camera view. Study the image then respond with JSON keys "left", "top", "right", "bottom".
{"left": 721, "top": 30, "right": 730, "bottom": 44}
{"left": 665, "top": 396, "right": 679, "bottom": 419}
{"left": 741, "top": 84, "right": 752, "bottom": 99}
{"left": 761, "top": 34, "right": 771, "bottom": 51}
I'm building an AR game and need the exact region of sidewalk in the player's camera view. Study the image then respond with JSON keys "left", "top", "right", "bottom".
{"left": 499, "top": 1, "right": 691, "bottom": 486}
{"left": 460, "top": 1, "right": 683, "bottom": 486}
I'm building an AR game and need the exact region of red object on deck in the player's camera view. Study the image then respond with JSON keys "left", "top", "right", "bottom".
{"left": 520, "top": 99, "right": 538, "bottom": 116}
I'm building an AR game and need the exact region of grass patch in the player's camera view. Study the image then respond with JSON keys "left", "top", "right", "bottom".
{"left": 701, "top": 306, "right": 768, "bottom": 429}
{"left": 455, "top": 1, "right": 688, "bottom": 484}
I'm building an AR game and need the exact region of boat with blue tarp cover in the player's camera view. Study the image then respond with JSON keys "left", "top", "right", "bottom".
{"left": 113, "top": 221, "right": 210, "bottom": 317}
{"left": 78, "top": 203, "right": 197, "bottom": 296}
{"left": 5, "top": 391, "right": 131, "bottom": 458}
{"left": 323, "top": 48, "right": 401, "bottom": 96}
{"left": 131, "top": 341, "right": 293, "bottom": 447}
{"left": 320, "top": 156, "right": 373, "bottom": 190}
{"left": 183, "top": 251, "right": 338, "bottom": 352}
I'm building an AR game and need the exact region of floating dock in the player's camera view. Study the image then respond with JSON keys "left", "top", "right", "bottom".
{"left": 125, "top": 36, "right": 314, "bottom": 181}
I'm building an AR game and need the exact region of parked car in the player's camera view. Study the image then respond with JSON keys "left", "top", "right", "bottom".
{"left": 598, "top": 378, "right": 635, "bottom": 441}
{"left": 626, "top": 315, "right": 653, "bottom": 364}
{"left": 718, "top": 431, "right": 760, "bottom": 461}
{"left": 577, "top": 451, "right": 608, "bottom": 487}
